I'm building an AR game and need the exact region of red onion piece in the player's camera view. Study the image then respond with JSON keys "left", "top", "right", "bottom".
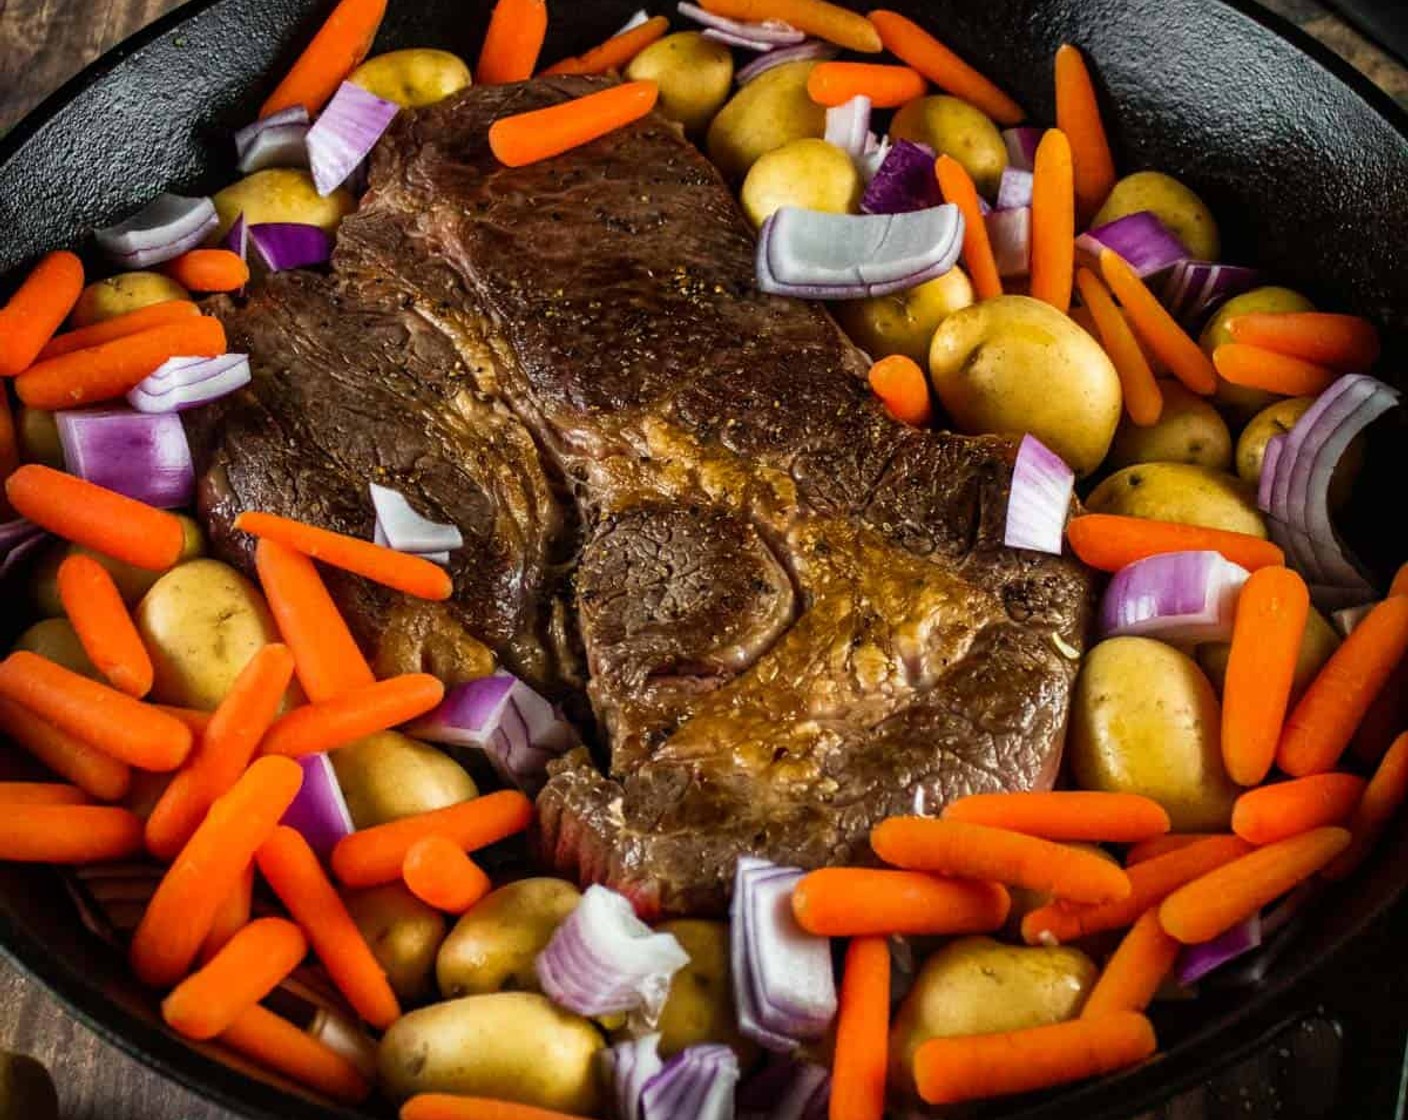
{"left": 1257, "top": 433, "right": 1284, "bottom": 512}
{"left": 1333, "top": 602, "right": 1376, "bottom": 635}
{"left": 996, "top": 167, "right": 1034, "bottom": 210}
{"left": 280, "top": 753, "right": 354, "bottom": 857}
{"left": 603, "top": 1033, "right": 662, "bottom": 1120}
{"left": 1177, "top": 913, "right": 1263, "bottom": 986}
{"left": 1003, "top": 434, "right": 1074, "bottom": 555}
{"left": 1161, "top": 260, "right": 1260, "bottom": 331}
{"left": 1100, "top": 550, "right": 1250, "bottom": 643}
{"left": 248, "top": 223, "right": 332, "bottom": 272}
{"left": 1076, "top": 211, "right": 1188, "bottom": 278}
{"left": 55, "top": 408, "right": 193, "bottom": 508}
{"left": 641, "top": 1045, "right": 739, "bottom": 1120}
{"left": 737, "top": 1056, "right": 830, "bottom": 1120}
{"left": 235, "top": 105, "right": 311, "bottom": 173}
{"left": 369, "top": 484, "right": 463, "bottom": 554}
{"left": 95, "top": 193, "right": 219, "bottom": 268}
{"left": 222, "top": 212, "right": 249, "bottom": 263}
{"left": 678, "top": 2, "right": 805, "bottom": 46}
{"left": 986, "top": 207, "right": 1031, "bottom": 278}
{"left": 307, "top": 81, "right": 399, "bottom": 197}
{"left": 127, "top": 353, "right": 251, "bottom": 413}
{"left": 736, "top": 40, "right": 837, "bottom": 84}
{"left": 0, "top": 528, "right": 49, "bottom": 583}
{"left": 860, "top": 140, "right": 940, "bottom": 215}
{"left": 823, "top": 96, "right": 871, "bottom": 161}
{"left": 1001, "top": 127, "right": 1043, "bottom": 172}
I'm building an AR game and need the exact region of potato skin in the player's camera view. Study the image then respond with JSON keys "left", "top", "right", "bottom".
{"left": 349, "top": 49, "right": 471, "bottom": 108}
{"left": 652, "top": 920, "right": 756, "bottom": 1062}
{"left": 891, "top": 96, "right": 1007, "bottom": 198}
{"left": 69, "top": 272, "right": 188, "bottom": 328}
{"left": 706, "top": 61, "right": 827, "bottom": 182}
{"left": 1093, "top": 171, "right": 1220, "bottom": 260}
{"left": 1086, "top": 462, "right": 1267, "bottom": 537}
{"left": 13, "top": 619, "right": 98, "bottom": 679}
{"left": 740, "top": 138, "right": 861, "bottom": 228}
{"left": 332, "top": 730, "right": 477, "bottom": 829}
{"left": 345, "top": 883, "right": 447, "bottom": 1005}
{"left": 1107, "top": 380, "right": 1232, "bottom": 472}
{"left": 834, "top": 268, "right": 974, "bottom": 365}
{"left": 626, "top": 32, "right": 733, "bottom": 135}
{"left": 436, "top": 878, "right": 580, "bottom": 999}
{"left": 212, "top": 169, "right": 354, "bottom": 239}
{"left": 1201, "top": 286, "right": 1315, "bottom": 419}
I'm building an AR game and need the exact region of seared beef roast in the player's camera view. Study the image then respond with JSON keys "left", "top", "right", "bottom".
{"left": 190, "top": 77, "right": 1094, "bottom": 917}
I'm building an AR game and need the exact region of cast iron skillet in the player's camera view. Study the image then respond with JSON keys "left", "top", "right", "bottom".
{"left": 1, "top": 1, "right": 1406, "bottom": 1117}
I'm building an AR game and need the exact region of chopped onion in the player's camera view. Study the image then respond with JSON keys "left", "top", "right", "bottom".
{"left": 1002, "top": 127, "right": 1043, "bottom": 171}
{"left": 248, "top": 223, "right": 332, "bottom": 272}
{"left": 235, "top": 106, "right": 311, "bottom": 173}
{"left": 1003, "top": 434, "right": 1074, "bottom": 555}
{"left": 127, "top": 353, "right": 251, "bottom": 413}
{"left": 986, "top": 207, "right": 1031, "bottom": 278}
{"left": 603, "top": 1033, "right": 663, "bottom": 1120}
{"left": 537, "top": 885, "right": 690, "bottom": 1024}
{"left": 737, "top": 1056, "right": 830, "bottom": 1120}
{"left": 0, "top": 519, "right": 47, "bottom": 584}
{"left": 857, "top": 134, "right": 890, "bottom": 183}
{"left": 307, "top": 82, "right": 399, "bottom": 197}
{"left": 372, "top": 520, "right": 449, "bottom": 566}
{"left": 679, "top": 2, "right": 805, "bottom": 46}
{"left": 823, "top": 96, "right": 871, "bottom": 161}
{"left": 641, "top": 1045, "right": 739, "bottom": 1120}
{"left": 222, "top": 212, "right": 249, "bottom": 263}
{"left": 369, "top": 484, "right": 463, "bottom": 554}
{"left": 860, "top": 140, "right": 940, "bottom": 215}
{"left": 280, "top": 753, "right": 354, "bottom": 857}
{"left": 616, "top": 9, "right": 651, "bottom": 34}
{"left": 996, "top": 167, "right": 1034, "bottom": 210}
{"left": 1162, "top": 261, "right": 1260, "bottom": 330}
{"left": 1177, "top": 914, "right": 1263, "bottom": 986}
{"left": 95, "top": 193, "right": 219, "bottom": 268}
{"left": 55, "top": 408, "right": 193, "bottom": 508}
{"left": 1075, "top": 212, "right": 1188, "bottom": 278}
{"left": 0, "top": 530, "right": 48, "bottom": 582}
{"left": 1333, "top": 602, "right": 1376, "bottom": 635}
{"left": 1257, "top": 434, "right": 1284, "bottom": 512}
{"left": 736, "top": 41, "right": 837, "bottom": 84}
{"left": 1100, "top": 550, "right": 1251, "bottom": 643}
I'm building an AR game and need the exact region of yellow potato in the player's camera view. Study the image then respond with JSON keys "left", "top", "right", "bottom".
{"left": 653, "top": 920, "right": 756, "bottom": 1062}
{"left": 69, "top": 273, "right": 188, "bottom": 328}
{"left": 834, "top": 268, "right": 974, "bottom": 365}
{"left": 1093, "top": 171, "right": 1220, "bottom": 261}
{"left": 349, "top": 49, "right": 471, "bottom": 108}
{"left": 16, "top": 408, "right": 63, "bottom": 469}
{"left": 1198, "top": 606, "right": 1340, "bottom": 705}
{"left": 333, "top": 730, "right": 478, "bottom": 828}
{"left": 31, "top": 515, "right": 203, "bottom": 617}
{"left": 929, "top": 295, "right": 1122, "bottom": 476}
{"left": 345, "top": 883, "right": 447, "bottom": 1005}
{"left": 1235, "top": 395, "right": 1364, "bottom": 511}
{"left": 13, "top": 619, "right": 98, "bottom": 679}
{"left": 378, "top": 992, "right": 603, "bottom": 1112}
{"left": 1107, "top": 380, "right": 1232, "bottom": 472}
{"left": 1071, "top": 637, "right": 1238, "bottom": 829}
{"left": 626, "top": 33, "right": 733, "bottom": 134}
{"left": 891, "top": 96, "right": 1006, "bottom": 198}
{"left": 0, "top": 1050, "right": 59, "bottom": 1120}
{"left": 212, "top": 169, "right": 355, "bottom": 239}
{"left": 1200, "top": 287, "right": 1315, "bottom": 419}
{"left": 1086, "top": 462, "right": 1267, "bottom": 537}
{"left": 706, "top": 61, "right": 827, "bottom": 182}
{"left": 436, "top": 878, "right": 580, "bottom": 999}
{"left": 740, "top": 138, "right": 862, "bottom": 227}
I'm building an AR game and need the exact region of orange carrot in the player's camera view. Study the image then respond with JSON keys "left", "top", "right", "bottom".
{"left": 0, "top": 252, "right": 84, "bottom": 377}
{"left": 1100, "top": 249, "right": 1217, "bottom": 395}
{"left": 1125, "top": 833, "right": 1220, "bottom": 866}
{"left": 1075, "top": 267, "right": 1162, "bottom": 426}
{"left": 332, "top": 790, "right": 533, "bottom": 888}
{"left": 936, "top": 155, "right": 1002, "bottom": 300}
{"left": 831, "top": 937, "right": 889, "bottom": 1120}
{"left": 14, "top": 316, "right": 228, "bottom": 409}
{"left": 1054, "top": 45, "right": 1116, "bottom": 224}
{"left": 476, "top": 0, "right": 548, "bottom": 83}
{"left": 1212, "top": 344, "right": 1334, "bottom": 397}
{"left": 1325, "top": 732, "right": 1408, "bottom": 880}
{"left": 153, "top": 704, "right": 213, "bottom": 736}
{"left": 489, "top": 81, "right": 659, "bottom": 168}
{"left": 130, "top": 756, "right": 304, "bottom": 988}
{"left": 256, "top": 825, "right": 401, "bottom": 1029}
{"left": 871, "top": 817, "right": 1132, "bottom": 904}
{"left": 792, "top": 869, "right": 1010, "bottom": 936}
{"left": 57, "top": 553, "right": 155, "bottom": 698}
{"left": 259, "top": 0, "right": 387, "bottom": 117}
{"left": 6, "top": 464, "right": 185, "bottom": 570}
{"left": 1159, "top": 827, "right": 1350, "bottom": 944}
{"left": 541, "top": 16, "right": 670, "bottom": 77}
{"left": 162, "top": 250, "right": 250, "bottom": 294}
{"left": 1066, "top": 514, "right": 1285, "bottom": 574}
{"left": 1030, "top": 129, "right": 1075, "bottom": 313}
{"left": 0, "top": 781, "right": 88, "bottom": 806}
{"left": 0, "top": 803, "right": 143, "bottom": 862}
{"left": 145, "top": 643, "right": 296, "bottom": 861}
{"left": 943, "top": 791, "right": 1170, "bottom": 843}
{"left": 401, "top": 1099, "right": 582, "bottom": 1120}
{"left": 1278, "top": 596, "right": 1408, "bottom": 776}
{"left": 219, "top": 1004, "right": 371, "bottom": 1104}
{"left": 1221, "top": 565, "right": 1310, "bottom": 786}
{"left": 913, "top": 1011, "right": 1157, "bottom": 1105}
{"left": 1022, "top": 834, "right": 1253, "bottom": 944}
{"left": 0, "top": 697, "right": 131, "bottom": 801}
{"left": 1232, "top": 773, "right": 1366, "bottom": 846}
{"left": 1081, "top": 909, "right": 1180, "bottom": 1019}
{"left": 37, "top": 300, "right": 199, "bottom": 360}
{"left": 402, "top": 835, "right": 492, "bottom": 913}
{"left": 704, "top": 0, "right": 882, "bottom": 53}
{"left": 868, "top": 355, "right": 932, "bottom": 426}
{"left": 163, "top": 917, "right": 308, "bottom": 1040}
{"left": 1227, "top": 311, "right": 1380, "bottom": 371}
{"left": 259, "top": 673, "right": 443, "bottom": 758}
{"left": 1392, "top": 562, "right": 1408, "bottom": 598}
{"left": 234, "top": 510, "right": 452, "bottom": 600}
{"left": 869, "top": 10, "right": 1022, "bottom": 123}
{"left": 807, "top": 62, "right": 926, "bottom": 108}
{"left": 0, "top": 652, "right": 190, "bottom": 771}
{"left": 200, "top": 862, "right": 255, "bottom": 963}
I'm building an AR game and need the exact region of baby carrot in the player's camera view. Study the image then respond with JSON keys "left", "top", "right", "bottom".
{"left": 14, "top": 316, "right": 228, "bottom": 409}
{"left": 869, "top": 10, "right": 1022, "bottom": 123}
{"left": 541, "top": 15, "right": 669, "bottom": 76}
{"left": 332, "top": 789, "right": 533, "bottom": 888}
{"left": 871, "top": 817, "right": 1132, "bottom": 904}
{"left": 831, "top": 937, "right": 889, "bottom": 1120}
{"left": 401, "top": 1100, "right": 583, "bottom": 1120}
{"left": 489, "top": 81, "right": 659, "bottom": 168}
{"left": 130, "top": 755, "right": 304, "bottom": 988}
{"left": 1100, "top": 249, "right": 1217, "bottom": 395}
{"left": 402, "top": 835, "right": 492, "bottom": 913}
{"left": 256, "top": 826, "right": 401, "bottom": 1029}
{"left": 807, "top": 63, "right": 926, "bottom": 108}
{"left": 792, "top": 869, "right": 1010, "bottom": 936}
{"left": 0, "top": 696, "right": 131, "bottom": 801}
{"left": 1081, "top": 910, "right": 1180, "bottom": 1019}
{"left": 476, "top": 0, "right": 548, "bottom": 84}
{"left": 868, "top": 355, "right": 932, "bottom": 426}
{"left": 37, "top": 300, "right": 199, "bottom": 360}
{"left": 6, "top": 464, "right": 186, "bottom": 570}
{"left": 914, "top": 1012, "right": 1157, "bottom": 1105}
{"left": 0, "top": 804, "right": 143, "bottom": 862}
{"left": 0, "top": 251, "right": 84, "bottom": 377}
{"left": 1124, "top": 833, "right": 1220, "bottom": 866}
{"left": 57, "top": 553, "right": 155, "bottom": 698}
{"left": 943, "top": 791, "right": 1170, "bottom": 843}
{"left": 704, "top": 0, "right": 882, "bottom": 53}
{"left": 1030, "top": 128, "right": 1075, "bottom": 314}
{"left": 260, "top": 0, "right": 387, "bottom": 117}
{"left": 936, "top": 155, "right": 1002, "bottom": 300}
{"left": 1278, "top": 596, "right": 1408, "bottom": 776}
{"left": 163, "top": 917, "right": 308, "bottom": 1040}
{"left": 234, "top": 510, "right": 452, "bottom": 600}
{"left": 201, "top": 863, "right": 255, "bottom": 963}
{"left": 162, "top": 250, "right": 250, "bottom": 294}
{"left": 1159, "top": 827, "right": 1350, "bottom": 944}
{"left": 1232, "top": 773, "right": 1366, "bottom": 846}
{"left": 0, "top": 651, "right": 190, "bottom": 771}
{"left": 1221, "top": 565, "right": 1310, "bottom": 786}
{"left": 0, "top": 781, "right": 88, "bottom": 806}
{"left": 1066, "top": 514, "right": 1285, "bottom": 573}
{"left": 1212, "top": 344, "right": 1334, "bottom": 397}
{"left": 219, "top": 1004, "right": 372, "bottom": 1104}
{"left": 259, "top": 673, "right": 444, "bottom": 758}
{"left": 1055, "top": 45, "right": 1117, "bottom": 224}
{"left": 1391, "top": 562, "right": 1408, "bottom": 598}
{"left": 1075, "top": 267, "right": 1162, "bottom": 426}
{"left": 1325, "top": 732, "right": 1408, "bottom": 880}
{"left": 1227, "top": 311, "right": 1380, "bottom": 371}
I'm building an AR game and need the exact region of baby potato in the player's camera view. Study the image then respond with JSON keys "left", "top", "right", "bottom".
{"left": 378, "top": 992, "right": 603, "bottom": 1112}
{"left": 1093, "top": 171, "right": 1220, "bottom": 261}
{"left": 1198, "top": 606, "right": 1340, "bottom": 705}
{"left": 653, "top": 920, "right": 756, "bottom": 1062}
{"left": 212, "top": 169, "right": 355, "bottom": 239}
{"left": 69, "top": 272, "right": 189, "bottom": 328}
{"left": 834, "top": 267, "right": 974, "bottom": 364}
{"left": 349, "top": 49, "right": 471, "bottom": 108}
{"left": 929, "top": 295, "right": 1122, "bottom": 476}
{"left": 706, "top": 61, "right": 827, "bottom": 182}
{"left": 13, "top": 619, "right": 99, "bottom": 679}
{"left": 437, "top": 877, "right": 580, "bottom": 999}
{"left": 31, "top": 515, "right": 203, "bottom": 617}
{"left": 333, "top": 730, "right": 478, "bottom": 828}
{"left": 1107, "top": 380, "right": 1232, "bottom": 472}
{"left": 740, "top": 138, "right": 862, "bottom": 227}
{"left": 1201, "top": 286, "right": 1315, "bottom": 419}
{"left": 16, "top": 408, "right": 63, "bottom": 469}
{"left": 1086, "top": 462, "right": 1267, "bottom": 537}
{"left": 1236, "top": 396, "right": 1364, "bottom": 510}
{"left": 346, "top": 883, "right": 447, "bottom": 1005}
{"left": 0, "top": 1050, "right": 59, "bottom": 1120}
{"left": 891, "top": 96, "right": 1006, "bottom": 198}
{"left": 626, "top": 32, "right": 733, "bottom": 135}
{"left": 1071, "top": 637, "right": 1238, "bottom": 828}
